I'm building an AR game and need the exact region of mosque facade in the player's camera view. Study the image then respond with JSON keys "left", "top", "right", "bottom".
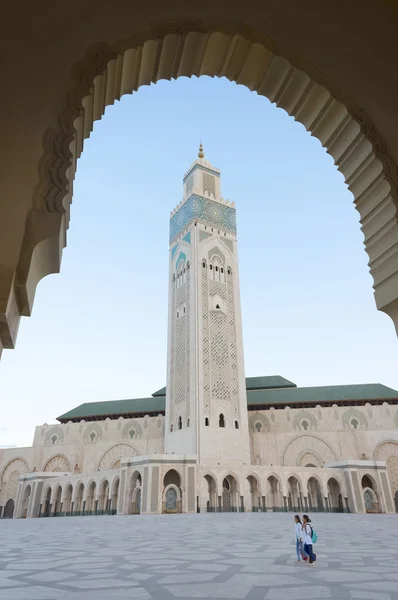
{"left": 1, "top": 149, "right": 398, "bottom": 519}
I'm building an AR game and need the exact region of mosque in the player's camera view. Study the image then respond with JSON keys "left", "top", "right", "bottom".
{"left": 1, "top": 147, "right": 398, "bottom": 519}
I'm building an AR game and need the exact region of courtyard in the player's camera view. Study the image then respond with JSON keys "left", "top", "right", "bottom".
{"left": 0, "top": 513, "right": 398, "bottom": 599}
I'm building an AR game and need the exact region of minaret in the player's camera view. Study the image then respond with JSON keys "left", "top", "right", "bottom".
{"left": 165, "top": 145, "right": 251, "bottom": 467}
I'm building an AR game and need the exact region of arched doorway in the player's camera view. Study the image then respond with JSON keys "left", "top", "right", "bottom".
{"left": 266, "top": 476, "right": 282, "bottom": 511}
{"left": 21, "top": 485, "right": 31, "bottom": 518}
{"left": 98, "top": 480, "right": 109, "bottom": 514}
{"left": 222, "top": 475, "right": 239, "bottom": 512}
{"left": 327, "top": 478, "right": 343, "bottom": 512}
{"left": 128, "top": 471, "right": 142, "bottom": 515}
{"left": 86, "top": 482, "right": 97, "bottom": 514}
{"left": 3, "top": 498, "right": 15, "bottom": 519}
{"left": 246, "top": 475, "right": 261, "bottom": 512}
{"left": 362, "top": 474, "right": 380, "bottom": 513}
{"left": 203, "top": 474, "right": 217, "bottom": 513}
{"left": 74, "top": 483, "right": 84, "bottom": 515}
{"left": 307, "top": 477, "right": 324, "bottom": 511}
{"left": 163, "top": 470, "right": 182, "bottom": 513}
{"left": 63, "top": 484, "right": 73, "bottom": 516}
{"left": 41, "top": 487, "right": 52, "bottom": 517}
{"left": 287, "top": 476, "right": 302, "bottom": 511}
{"left": 111, "top": 478, "right": 119, "bottom": 514}
{"left": 53, "top": 486, "right": 62, "bottom": 516}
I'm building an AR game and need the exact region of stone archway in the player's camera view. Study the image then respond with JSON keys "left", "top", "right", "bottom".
{"left": 3, "top": 19, "right": 398, "bottom": 358}
{"left": 3, "top": 498, "right": 15, "bottom": 519}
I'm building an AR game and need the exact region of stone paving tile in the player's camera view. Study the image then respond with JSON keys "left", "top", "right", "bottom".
{"left": 1, "top": 513, "right": 398, "bottom": 599}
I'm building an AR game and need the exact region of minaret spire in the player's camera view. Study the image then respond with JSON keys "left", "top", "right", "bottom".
{"left": 198, "top": 142, "right": 204, "bottom": 159}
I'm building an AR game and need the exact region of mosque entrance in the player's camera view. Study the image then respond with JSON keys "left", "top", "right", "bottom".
{"left": 3, "top": 499, "right": 14, "bottom": 519}
{"left": 165, "top": 488, "right": 177, "bottom": 511}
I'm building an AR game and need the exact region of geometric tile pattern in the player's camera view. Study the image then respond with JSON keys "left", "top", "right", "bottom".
{"left": 1, "top": 513, "right": 398, "bottom": 599}
{"left": 170, "top": 195, "right": 236, "bottom": 243}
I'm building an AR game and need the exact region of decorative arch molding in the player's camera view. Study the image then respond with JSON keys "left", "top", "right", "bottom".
{"left": 374, "top": 440, "right": 398, "bottom": 495}
{"left": 43, "top": 454, "right": 71, "bottom": 473}
{"left": 44, "top": 426, "right": 65, "bottom": 446}
{"left": 297, "top": 449, "right": 324, "bottom": 468}
{"left": 282, "top": 434, "right": 338, "bottom": 467}
{"left": 286, "top": 473, "right": 304, "bottom": 491}
{"left": 0, "top": 457, "right": 29, "bottom": 484}
{"left": 97, "top": 443, "right": 138, "bottom": 470}
{"left": 121, "top": 419, "right": 143, "bottom": 440}
{"left": 341, "top": 408, "right": 368, "bottom": 430}
{"left": 292, "top": 410, "right": 317, "bottom": 432}
{"left": 10, "top": 27, "right": 398, "bottom": 352}
{"left": 249, "top": 412, "right": 270, "bottom": 433}
{"left": 83, "top": 423, "right": 103, "bottom": 443}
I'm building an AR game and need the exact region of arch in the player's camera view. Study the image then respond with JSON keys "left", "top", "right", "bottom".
{"left": 98, "top": 443, "right": 138, "bottom": 470}
{"left": 363, "top": 487, "right": 379, "bottom": 513}
{"left": 44, "top": 426, "right": 65, "bottom": 446}
{"left": 248, "top": 412, "right": 270, "bottom": 433}
{"left": 163, "top": 484, "right": 181, "bottom": 513}
{"left": 266, "top": 474, "right": 283, "bottom": 511}
{"left": 128, "top": 470, "right": 142, "bottom": 514}
{"left": 307, "top": 476, "right": 324, "bottom": 511}
{"left": 342, "top": 408, "right": 368, "bottom": 430}
{"left": 374, "top": 441, "right": 398, "bottom": 501}
{"left": 327, "top": 477, "right": 344, "bottom": 512}
{"left": 11, "top": 21, "right": 397, "bottom": 360}
{"left": 163, "top": 469, "right": 181, "bottom": 489}
{"left": 98, "top": 478, "right": 110, "bottom": 512}
{"left": 62, "top": 483, "right": 73, "bottom": 514}
{"left": 3, "top": 498, "right": 15, "bottom": 519}
{"left": 292, "top": 410, "right": 318, "bottom": 432}
{"left": 121, "top": 419, "right": 143, "bottom": 440}
{"left": 222, "top": 474, "right": 239, "bottom": 512}
{"left": 0, "top": 458, "right": 28, "bottom": 507}
{"left": 362, "top": 473, "right": 377, "bottom": 491}
{"left": 202, "top": 473, "right": 218, "bottom": 513}
{"left": 219, "top": 414, "right": 225, "bottom": 428}
{"left": 52, "top": 485, "right": 62, "bottom": 515}
{"left": 83, "top": 423, "right": 103, "bottom": 443}
{"left": 74, "top": 482, "right": 85, "bottom": 514}
{"left": 41, "top": 485, "right": 52, "bottom": 517}
{"left": 85, "top": 480, "right": 97, "bottom": 513}
{"left": 21, "top": 484, "right": 32, "bottom": 518}
{"left": 111, "top": 477, "right": 120, "bottom": 513}
{"left": 245, "top": 474, "right": 261, "bottom": 512}
{"left": 282, "top": 435, "right": 338, "bottom": 467}
{"left": 43, "top": 454, "right": 71, "bottom": 473}
{"left": 287, "top": 475, "right": 302, "bottom": 511}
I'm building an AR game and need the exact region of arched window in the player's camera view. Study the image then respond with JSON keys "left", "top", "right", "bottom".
{"left": 302, "top": 420, "right": 309, "bottom": 431}
{"left": 170, "top": 424, "right": 173, "bottom": 432}
{"left": 255, "top": 422, "right": 262, "bottom": 432}
{"left": 351, "top": 418, "right": 359, "bottom": 430}
{"left": 129, "top": 429, "right": 135, "bottom": 439}
{"left": 187, "top": 419, "right": 190, "bottom": 427}
{"left": 178, "top": 416, "right": 182, "bottom": 430}
{"left": 51, "top": 435, "right": 57, "bottom": 445}
{"left": 202, "top": 261, "right": 206, "bottom": 268}
{"left": 235, "top": 420, "right": 239, "bottom": 429}
{"left": 205, "top": 417, "right": 209, "bottom": 426}
{"left": 219, "top": 414, "right": 225, "bottom": 428}
{"left": 90, "top": 432, "right": 96, "bottom": 442}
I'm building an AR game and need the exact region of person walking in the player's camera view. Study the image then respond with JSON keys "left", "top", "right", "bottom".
{"left": 294, "top": 515, "right": 307, "bottom": 563}
{"left": 302, "top": 514, "right": 316, "bottom": 565}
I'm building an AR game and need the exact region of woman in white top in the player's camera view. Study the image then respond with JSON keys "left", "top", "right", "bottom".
{"left": 302, "top": 514, "right": 316, "bottom": 565}
{"left": 294, "top": 515, "right": 307, "bottom": 562}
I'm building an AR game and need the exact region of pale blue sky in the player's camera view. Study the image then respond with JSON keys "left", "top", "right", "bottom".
{"left": 1, "top": 77, "right": 397, "bottom": 448}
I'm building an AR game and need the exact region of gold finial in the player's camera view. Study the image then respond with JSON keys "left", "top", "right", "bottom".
{"left": 198, "top": 142, "right": 204, "bottom": 159}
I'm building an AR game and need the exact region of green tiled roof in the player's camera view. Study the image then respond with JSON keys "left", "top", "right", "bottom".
{"left": 57, "top": 381, "right": 398, "bottom": 422}
{"left": 151, "top": 375, "right": 296, "bottom": 398}
{"left": 57, "top": 397, "right": 165, "bottom": 421}
{"left": 245, "top": 376, "right": 296, "bottom": 390}
{"left": 247, "top": 383, "right": 398, "bottom": 407}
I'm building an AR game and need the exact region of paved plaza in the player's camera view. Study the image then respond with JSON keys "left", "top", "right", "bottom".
{"left": 1, "top": 513, "right": 398, "bottom": 600}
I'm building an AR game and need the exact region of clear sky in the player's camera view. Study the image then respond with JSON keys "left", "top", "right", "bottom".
{"left": 1, "top": 77, "right": 397, "bottom": 448}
